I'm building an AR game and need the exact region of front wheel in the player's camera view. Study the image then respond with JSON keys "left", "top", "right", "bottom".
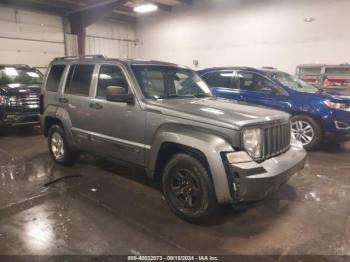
{"left": 162, "top": 153, "right": 219, "bottom": 223}
{"left": 291, "top": 115, "right": 322, "bottom": 150}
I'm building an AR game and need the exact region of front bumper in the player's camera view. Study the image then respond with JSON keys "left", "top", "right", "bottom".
{"left": 228, "top": 142, "right": 307, "bottom": 202}
{"left": 0, "top": 111, "right": 40, "bottom": 127}
{"left": 322, "top": 110, "right": 350, "bottom": 142}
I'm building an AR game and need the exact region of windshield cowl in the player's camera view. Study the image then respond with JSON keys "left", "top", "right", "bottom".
{"left": 155, "top": 94, "right": 213, "bottom": 100}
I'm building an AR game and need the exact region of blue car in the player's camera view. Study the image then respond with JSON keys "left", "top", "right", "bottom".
{"left": 198, "top": 67, "right": 350, "bottom": 150}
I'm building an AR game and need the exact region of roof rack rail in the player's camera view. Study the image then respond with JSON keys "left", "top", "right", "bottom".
{"left": 13, "top": 64, "right": 32, "bottom": 68}
{"left": 262, "top": 66, "right": 276, "bottom": 70}
{"left": 54, "top": 54, "right": 105, "bottom": 61}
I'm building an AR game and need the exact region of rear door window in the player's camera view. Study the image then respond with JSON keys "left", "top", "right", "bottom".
{"left": 46, "top": 65, "right": 65, "bottom": 92}
{"left": 205, "top": 71, "right": 237, "bottom": 89}
{"left": 65, "top": 65, "right": 94, "bottom": 96}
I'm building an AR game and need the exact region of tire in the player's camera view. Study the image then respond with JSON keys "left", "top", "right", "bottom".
{"left": 162, "top": 153, "right": 219, "bottom": 223}
{"left": 48, "top": 124, "right": 80, "bottom": 166}
{"left": 291, "top": 115, "right": 322, "bottom": 150}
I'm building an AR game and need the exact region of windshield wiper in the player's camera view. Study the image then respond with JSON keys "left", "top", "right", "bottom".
{"left": 156, "top": 94, "right": 196, "bottom": 99}
{"left": 194, "top": 93, "right": 213, "bottom": 98}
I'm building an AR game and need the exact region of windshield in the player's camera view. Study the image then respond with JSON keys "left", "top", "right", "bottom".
{"left": 131, "top": 65, "right": 213, "bottom": 99}
{"left": 266, "top": 71, "right": 320, "bottom": 93}
{"left": 0, "top": 67, "right": 43, "bottom": 86}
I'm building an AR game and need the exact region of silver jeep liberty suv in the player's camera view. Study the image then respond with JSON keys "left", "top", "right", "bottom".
{"left": 40, "top": 55, "right": 306, "bottom": 223}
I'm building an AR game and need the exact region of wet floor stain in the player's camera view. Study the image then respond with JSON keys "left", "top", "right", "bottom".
{"left": 0, "top": 128, "right": 349, "bottom": 255}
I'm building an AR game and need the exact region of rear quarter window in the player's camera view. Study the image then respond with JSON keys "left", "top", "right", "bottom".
{"left": 46, "top": 65, "right": 66, "bottom": 92}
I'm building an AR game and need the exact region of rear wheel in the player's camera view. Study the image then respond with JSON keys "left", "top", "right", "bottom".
{"left": 162, "top": 153, "right": 219, "bottom": 223}
{"left": 292, "top": 115, "right": 322, "bottom": 150}
{"left": 48, "top": 125, "right": 80, "bottom": 166}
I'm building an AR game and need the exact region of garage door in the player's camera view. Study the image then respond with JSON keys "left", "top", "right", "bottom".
{"left": 0, "top": 6, "right": 65, "bottom": 73}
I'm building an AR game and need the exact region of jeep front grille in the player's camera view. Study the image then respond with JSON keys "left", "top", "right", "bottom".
{"left": 263, "top": 122, "right": 291, "bottom": 159}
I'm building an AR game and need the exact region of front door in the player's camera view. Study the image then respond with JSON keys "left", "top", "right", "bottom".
{"left": 203, "top": 70, "right": 244, "bottom": 101}
{"left": 87, "top": 64, "right": 146, "bottom": 166}
{"left": 235, "top": 71, "right": 291, "bottom": 112}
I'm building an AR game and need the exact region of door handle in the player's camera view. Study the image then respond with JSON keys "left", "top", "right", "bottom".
{"left": 59, "top": 97, "right": 69, "bottom": 103}
{"left": 89, "top": 102, "right": 103, "bottom": 110}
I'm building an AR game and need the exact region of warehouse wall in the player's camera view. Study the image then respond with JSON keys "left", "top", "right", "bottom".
{"left": 137, "top": 0, "right": 350, "bottom": 74}
{"left": 85, "top": 21, "right": 138, "bottom": 59}
{"left": 0, "top": 5, "right": 65, "bottom": 72}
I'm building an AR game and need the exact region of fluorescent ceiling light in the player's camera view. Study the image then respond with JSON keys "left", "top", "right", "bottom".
{"left": 134, "top": 3, "right": 158, "bottom": 13}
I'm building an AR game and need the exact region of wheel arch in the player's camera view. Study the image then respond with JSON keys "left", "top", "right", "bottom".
{"left": 153, "top": 142, "right": 210, "bottom": 183}
{"left": 147, "top": 124, "right": 235, "bottom": 204}
{"left": 291, "top": 111, "right": 324, "bottom": 133}
{"left": 42, "top": 106, "right": 75, "bottom": 146}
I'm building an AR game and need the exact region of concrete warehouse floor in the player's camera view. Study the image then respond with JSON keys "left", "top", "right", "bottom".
{"left": 0, "top": 127, "right": 349, "bottom": 256}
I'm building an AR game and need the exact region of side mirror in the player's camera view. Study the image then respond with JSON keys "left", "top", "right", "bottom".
{"left": 106, "top": 86, "right": 134, "bottom": 104}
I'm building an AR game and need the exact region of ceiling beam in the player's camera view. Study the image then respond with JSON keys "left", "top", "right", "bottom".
{"left": 56, "top": 0, "right": 137, "bottom": 18}
{"left": 152, "top": 1, "right": 172, "bottom": 12}
{"left": 107, "top": 13, "right": 138, "bottom": 23}
{"left": 176, "top": 0, "right": 192, "bottom": 5}
{"left": 23, "top": 0, "right": 77, "bottom": 9}
{"left": 0, "top": 0, "right": 68, "bottom": 15}
{"left": 53, "top": 0, "right": 85, "bottom": 7}
{"left": 66, "top": 0, "right": 122, "bottom": 16}
{"left": 68, "top": 0, "right": 133, "bottom": 30}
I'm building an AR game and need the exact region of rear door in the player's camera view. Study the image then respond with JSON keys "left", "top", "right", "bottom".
{"left": 202, "top": 71, "right": 243, "bottom": 101}
{"left": 235, "top": 70, "right": 291, "bottom": 111}
{"left": 60, "top": 64, "right": 95, "bottom": 150}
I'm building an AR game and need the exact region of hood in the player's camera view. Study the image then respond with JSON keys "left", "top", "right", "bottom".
{"left": 0, "top": 83, "right": 41, "bottom": 96}
{"left": 291, "top": 89, "right": 350, "bottom": 103}
{"left": 146, "top": 97, "right": 290, "bottom": 130}
{"left": 320, "top": 90, "right": 350, "bottom": 103}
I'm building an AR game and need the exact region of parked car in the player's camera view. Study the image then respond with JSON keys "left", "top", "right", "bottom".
{"left": 198, "top": 67, "right": 350, "bottom": 150}
{"left": 0, "top": 64, "right": 43, "bottom": 127}
{"left": 41, "top": 56, "right": 306, "bottom": 222}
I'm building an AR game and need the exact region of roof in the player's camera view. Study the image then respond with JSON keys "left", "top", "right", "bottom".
{"left": 51, "top": 55, "right": 184, "bottom": 67}
{"left": 0, "top": 64, "right": 34, "bottom": 69}
{"left": 197, "top": 66, "right": 288, "bottom": 76}
{"left": 197, "top": 66, "right": 268, "bottom": 75}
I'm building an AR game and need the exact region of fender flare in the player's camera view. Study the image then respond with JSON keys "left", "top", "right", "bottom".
{"left": 43, "top": 105, "right": 75, "bottom": 147}
{"left": 147, "top": 124, "right": 235, "bottom": 203}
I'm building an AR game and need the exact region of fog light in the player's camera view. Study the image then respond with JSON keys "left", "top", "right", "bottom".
{"left": 226, "top": 151, "right": 252, "bottom": 164}
{"left": 335, "top": 121, "right": 350, "bottom": 130}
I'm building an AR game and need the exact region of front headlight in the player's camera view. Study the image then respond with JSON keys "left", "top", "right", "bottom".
{"left": 322, "top": 101, "right": 350, "bottom": 112}
{"left": 243, "top": 128, "right": 262, "bottom": 159}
